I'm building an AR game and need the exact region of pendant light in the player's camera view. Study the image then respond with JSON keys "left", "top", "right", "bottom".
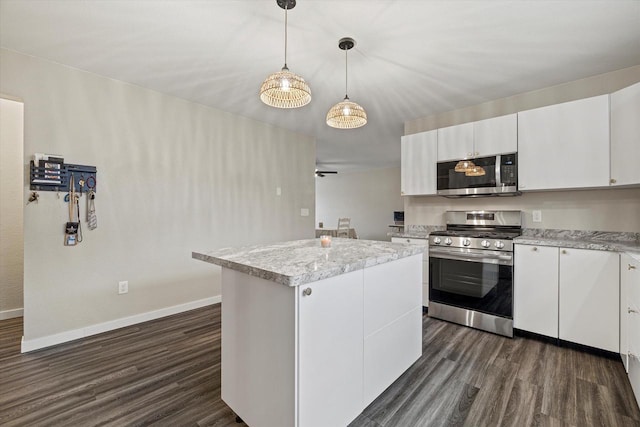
{"left": 326, "top": 37, "right": 367, "bottom": 129}
{"left": 465, "top": 165, "right": 486, "bottom": 177}
{"left": 259, "top": 0, "right": 311, "bottom": 109}
{"left": 454, "top": 159, "right": 476, "bottom": 173}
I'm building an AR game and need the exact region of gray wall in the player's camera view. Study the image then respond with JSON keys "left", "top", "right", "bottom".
{"left": 0, "top": 97, "right": 24, "bottom": 319}
{"left": 404, "top": 65, "right": 640, "bottom": 232}
{"left": 0, "top": 49, "right": 316, "bottom": 343}
{"left": 315, "top": 167, "right": 403, "bottom": 241}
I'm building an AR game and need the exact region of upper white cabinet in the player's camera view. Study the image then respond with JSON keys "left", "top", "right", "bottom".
{"left": 437, "top": 122, "right": 473, "bottom": 161}
{"left": 401, "top": 130, "right": 437, "bottom": 196}
{"left": 473, "top": 114, "right": 518, "bottom": 157}
{"left": 558, "top": 247, "right": 619, "bottom": 353}
{"left": 437, "top": 114, "right": 517, "bottom": 161}
{"left": 611, "top": 82, "right": 640, "bottom": 187}
{"left": 518, "top": 95, "right": 610, "bottom": 191}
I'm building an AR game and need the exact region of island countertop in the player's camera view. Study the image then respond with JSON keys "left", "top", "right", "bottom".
{"left": 192, "top": 238, "right": 425, "bottom": 287}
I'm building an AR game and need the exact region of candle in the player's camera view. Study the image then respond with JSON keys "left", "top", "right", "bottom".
{"left": 320, "top": 235, "right": 332, "bottom": 248}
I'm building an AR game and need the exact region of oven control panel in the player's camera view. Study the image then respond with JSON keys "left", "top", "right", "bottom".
{"left": 429, "top": 235, "right": 513, "bottom": 252}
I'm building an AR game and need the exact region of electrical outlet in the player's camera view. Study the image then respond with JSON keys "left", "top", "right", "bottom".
{"left": 532, "top": 210, "right": 542, "bottom": 223}
{"left": 118, "top": 280, "right": 129, "bottom": 294}
{"left": 300, "top": 208, "right": 309, "bottom": 217}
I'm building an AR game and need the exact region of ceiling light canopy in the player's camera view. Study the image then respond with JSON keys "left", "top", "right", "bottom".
{"left": 260, "top": 0, "right": 311, "bottom": 109}
{"left": 326, "top": 37, "right": 367, "bottom": 129}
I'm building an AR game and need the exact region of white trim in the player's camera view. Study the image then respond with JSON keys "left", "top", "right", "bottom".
{"left": 20, "top": 296, "right": 221, "bottom": 353}
{"left": 0, "top": 308, "right": 23, "bottom": 320}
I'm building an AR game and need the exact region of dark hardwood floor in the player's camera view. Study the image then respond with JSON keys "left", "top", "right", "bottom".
{"left": 1, "top": 305, "right": 638, "bottom": 426}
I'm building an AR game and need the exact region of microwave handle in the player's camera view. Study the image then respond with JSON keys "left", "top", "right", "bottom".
{"left": 495, "top": 154, "right": 502, "bottom": 187}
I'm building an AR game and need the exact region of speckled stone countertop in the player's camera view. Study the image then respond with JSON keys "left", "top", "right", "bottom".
{"left": 514, "top": 229, "right": 640, "bottom": 262}
{"left": 192, "top": 238, "right": 426, "bottom": 287}
{"left": 388, "top": 225, "right": 445, "bottom": 239}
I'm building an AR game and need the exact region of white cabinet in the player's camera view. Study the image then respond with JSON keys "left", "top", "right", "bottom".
{"left": 437, "top": 122, "right": 474, "bottom": 161}
{"left": 514, "top": 244, "right": 559, "bottom": 338}
{"left": 513, "top": 244, "right": 619, "bottom": 352}
{"left": 437, "top": 114, "right": 517, "bottom": 161}
{"left": 298, "top": 272, "right": 363, "bottom": 426}
{"left": 392, "top": 237, "right": 429, "bottom": 307}
{"left": 559, "top": 248, "right": 619, "bottom": 352}
{"left": 401, "top": 130, "right": 437, "bottom": 196}
{"left": 473, "top": 114, "right": 517, "bottom": 157}
{"left": 518, "top": 95, "right": 610, "bottom": 191}
{"left": 611, "top": 82, "right": 640, "bottom": 187}
{"left": 622, "top": 254, "right": 640, "bottom": 408}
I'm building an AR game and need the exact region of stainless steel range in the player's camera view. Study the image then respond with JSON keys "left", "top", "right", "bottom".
{"left": 428, "top": 210, "right": 522, "bottom": 337}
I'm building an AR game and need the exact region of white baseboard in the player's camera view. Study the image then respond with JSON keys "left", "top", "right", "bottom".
{"left": 21, "top": 295, "right": 221, "bottom": 353}
{"left": 0, "top": 308, "right": 23, "bottom": 320}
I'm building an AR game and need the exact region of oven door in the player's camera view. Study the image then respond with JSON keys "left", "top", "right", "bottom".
{"left": 429, "top": 246, "right": 513, "bottom": 318}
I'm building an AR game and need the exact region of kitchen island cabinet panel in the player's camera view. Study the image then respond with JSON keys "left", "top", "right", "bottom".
{"left": 559, "top": 248, "right": 619, "bottom": 352}
{"left": 518, "top": 95, "right": 610, "bottom": 191}
{"left": 514, "top": 244, "right": 559, "bottom": 338}
{"left": 611, "top": 82, "right": 640, "bottom": 187}
{"left": 298, "top": 270, "right": 364, "bottom": 427}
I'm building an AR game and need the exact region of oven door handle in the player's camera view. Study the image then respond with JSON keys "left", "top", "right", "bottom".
{"left": 429, "top": 247, "right": 513, "bottom": 266}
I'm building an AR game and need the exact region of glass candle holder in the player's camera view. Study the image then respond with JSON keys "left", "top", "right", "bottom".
{"left": 320, "top": 235, "right": 332, "bottom": 248}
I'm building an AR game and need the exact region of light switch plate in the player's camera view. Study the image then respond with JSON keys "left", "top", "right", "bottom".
{"left": 300, "top": 208, "right": 309, "bottom": 217}
{"left": 276, "top": 187, "right": 281, "bottom": 196}
{"left": 532, "top": 210, "right": 542, "bottom": 223}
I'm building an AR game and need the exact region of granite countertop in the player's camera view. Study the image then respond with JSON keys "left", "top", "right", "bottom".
{"left": 388, "top": 225, "right": 445, "bottom": 239}
{"left": 192, "top": 238, "right": 426, "bottom": 287}
{"left": 514, "top": 229, "right": 640, "bottom": 262}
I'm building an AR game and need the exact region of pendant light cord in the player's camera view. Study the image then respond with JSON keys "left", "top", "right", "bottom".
{"left": 344, "top": 48, "right": 349, "bottom": 99}
{"left": 283, "top": 5, "right": 288, "bottom": 69}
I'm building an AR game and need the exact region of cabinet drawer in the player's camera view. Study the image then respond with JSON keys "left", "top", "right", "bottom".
{"left": 363, "top": 254, "right": 421, "bottom": 337}
{"left": 364, "top": 307, "right": 422, "bottom": 407}
{"left": 392, "top": 237, "right": 428, "bottom": 246}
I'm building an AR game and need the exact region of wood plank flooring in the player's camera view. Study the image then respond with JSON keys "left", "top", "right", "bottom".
{"left": 1, "top": 305, "right": 638, "bottom": 426}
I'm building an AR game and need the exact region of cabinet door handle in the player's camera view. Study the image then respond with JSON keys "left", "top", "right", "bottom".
{"left": 630, "top": 264, "right": 637, "bottom": 270}
{"left": 467, "top": 152, "right": 472, "bottom": 157}
{"left": 475, "top": 151, "right": 479, "bottom": 156}
{"left": 532, "top": 247, "right": 538, "bottom": 251}
{"left": 303, "top": 288, "right": 312, "bottom": 296}
{"left": 562, "top": 250, "right": 567, "bottom": 255}
{"left": 629, "top": 307, "right": 639, "bottom": 314}
{"left": 610, "top": 178, "right": 617, "bottom": 184}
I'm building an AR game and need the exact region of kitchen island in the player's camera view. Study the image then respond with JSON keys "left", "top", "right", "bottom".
{"left": 193, "top": 238, "right": 425, "bottom": 427}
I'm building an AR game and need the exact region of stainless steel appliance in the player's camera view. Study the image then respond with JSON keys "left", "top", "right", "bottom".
{"left": 437, "top": 153, "right": 519, "bottom": 197}
{"left": 428, "top": 210, "right": 522, "bottom": 337}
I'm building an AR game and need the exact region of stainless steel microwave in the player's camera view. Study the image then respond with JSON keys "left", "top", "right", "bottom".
{"left": 436, "top": 153, "right": 519, "bottom": 197}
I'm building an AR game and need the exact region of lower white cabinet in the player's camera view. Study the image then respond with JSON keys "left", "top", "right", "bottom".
{"left": 559, "top": 248, "right": 619, "bottom": 352}
{"left": 514, "top": 245, "right": 559, "bottom": 337}
{"left": 622, "top": 253, "right": 640, "bottom": 407}
{"left": 392, "top": 237, "right": 429, "bottom": 306}
{"left": 514, "top": 244, "right": 619, "bottom": 352}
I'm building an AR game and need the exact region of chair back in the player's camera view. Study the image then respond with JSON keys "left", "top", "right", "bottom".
{"left": 336, "top": 217, "right": 351, "bottom": 238}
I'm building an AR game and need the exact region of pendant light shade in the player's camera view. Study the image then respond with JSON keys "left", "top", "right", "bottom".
{"left": 326, "top": 37, "right": 367, "bottom": 129}
{"left": 465, "top": 165, "right": 486, "bottom": 177}
{"left": 260, "top": 0, "right": 311, "bottom": 109}
{"left": 454, "top": 159, "right": 476, "bottom": 172}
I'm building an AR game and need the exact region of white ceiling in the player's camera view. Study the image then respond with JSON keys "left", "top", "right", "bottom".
{"left": 1, "top": 1, "right": 639, "bottom": 171}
